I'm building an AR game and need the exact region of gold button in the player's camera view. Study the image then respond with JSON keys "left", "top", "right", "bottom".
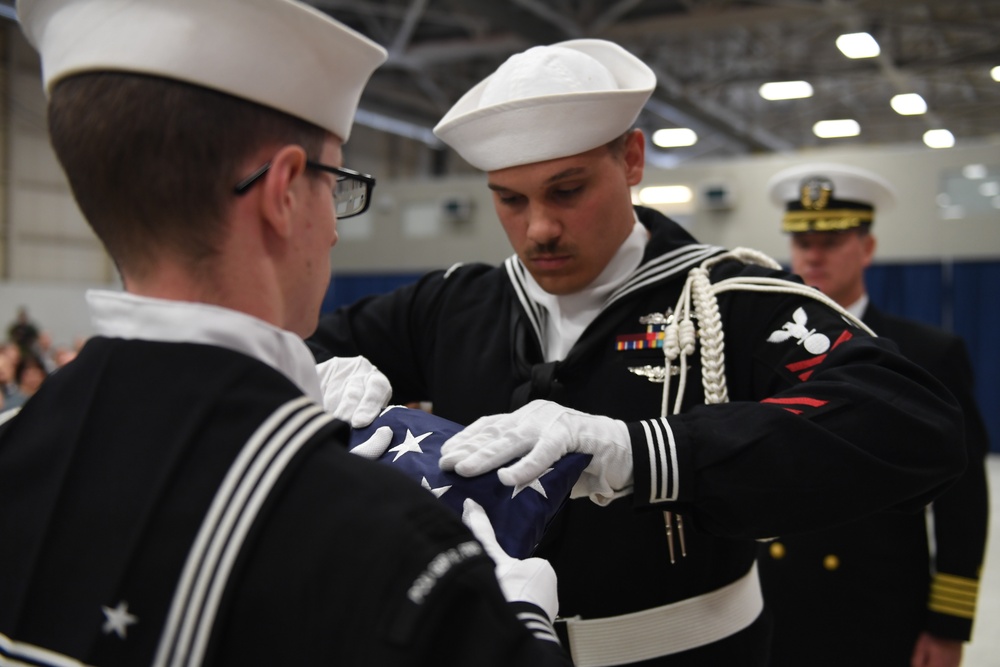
{"left": 769, "top": 542, "right": 785, "bottom": 559}
{"left": 823, "top": 554, "right": 840, "bottom": 571}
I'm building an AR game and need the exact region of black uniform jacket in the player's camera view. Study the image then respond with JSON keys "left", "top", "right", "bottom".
{"left": 760, "top": 304, "right": 990, "bottom": 665}
{"left": 309, "top": 206, "right": 965, "bottom": 664}
{"left": 0, "top": 337, "right": 570, "bottom": 667}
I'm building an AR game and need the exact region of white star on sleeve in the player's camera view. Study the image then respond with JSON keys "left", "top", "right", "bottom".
{"left": 388, "top": 429, "right": 432, "bottom": 462}
{"left": 511, "top": 468, "right": 554, "bottom": 499}
{"left": 421, "top": 476, "right": 452, "bottom": 498}
{"left": 101, "top": 600, "right": 138, "bottom": 639}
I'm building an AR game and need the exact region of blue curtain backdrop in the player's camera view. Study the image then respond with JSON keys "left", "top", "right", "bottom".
{"left": 325, "top": 261, "right": 1000, "bottom": 453}
{"left": 866, "top": 261, "right": 998, "bottom": 453}
{"left": 321, "top": 272, "right": 424, "bottom": 314}
{"left": 866, "top": 263, "right": 947, "bottom": 328}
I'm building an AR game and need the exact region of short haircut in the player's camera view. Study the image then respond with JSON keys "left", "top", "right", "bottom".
{"left": 605, "top": 129, "right": 635, "bottom": 158}
{"left": 47, "top": 72, "right": 327, "bottom": 279}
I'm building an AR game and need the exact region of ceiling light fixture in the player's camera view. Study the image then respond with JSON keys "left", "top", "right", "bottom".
{"left": 836, "top": 32, "right": 881, "bottom": 59}
{"left": 813, "top": 119, "right": 860, "bottom": 138}
{"left": 992, "top": 66, "right": 1000, "bottom": 82}
{"left": 923, "top": 129, "right": 955, "bottom": 148}
{"left": 963, "top": 164, "right": 988, "bottom": 179}
{"left": 652, "top": 128, "right": 698, "bottom": 148}
{"left": 759, "top": 81, "right": 813, "bottom": 101}
{"left": 978, "top": 182, "right": 1000, "bottom": 198}
{"left": 890, "top": 93, "right": 927, "bottom": 115}
{"left": 638, "top": 185, "right": 693, "bottom": 205}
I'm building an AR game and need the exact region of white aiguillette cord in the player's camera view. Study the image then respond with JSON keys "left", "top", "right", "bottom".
{"left": 655, "top": 247, "right": 848, "bottom": 564}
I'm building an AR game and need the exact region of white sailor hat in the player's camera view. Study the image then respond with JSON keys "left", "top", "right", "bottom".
{"left": 17, "top": 0, "right": 387, "bottom": 142}
{"left": 433, "top": 39, "right": 656, "bottom": 172}
{"left": 767, "top": 163, "right": 897, "bottom": 233}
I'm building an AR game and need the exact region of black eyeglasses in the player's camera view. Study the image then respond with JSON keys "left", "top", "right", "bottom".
{"left": 234, "top": 160, "right": 376, "bottom": 219}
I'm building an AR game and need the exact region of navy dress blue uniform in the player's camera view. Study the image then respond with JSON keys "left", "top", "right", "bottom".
{"left": 759, "top": 304, "right": 989, "bottom": 665}
{"left": 309, "top": 206, "right": 965, "bottom": 666}
{"left": 0, "top": 333, "right": 569, "bottom": 667}
{"left": 3, "top": 1, "right": 570, "bottom": 665}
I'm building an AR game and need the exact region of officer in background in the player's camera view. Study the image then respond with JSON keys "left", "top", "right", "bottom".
{"left": 761, "top": 163, "right": 990, "bottom": 667}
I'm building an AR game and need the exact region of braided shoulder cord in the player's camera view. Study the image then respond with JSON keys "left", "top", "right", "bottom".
{"left": 659, "top": 246, "right": 838, "bottom": 417}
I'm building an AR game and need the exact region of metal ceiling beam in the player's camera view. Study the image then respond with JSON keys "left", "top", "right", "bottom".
{"left": 512, "top": 0, "right": 584, "bottom": 38}
{"left": 388, "top": 0, "right": 430, "bottom": 57}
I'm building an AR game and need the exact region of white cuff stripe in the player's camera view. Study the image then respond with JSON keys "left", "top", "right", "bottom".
{"left": 662, "top": 418, "right": 679, "bottom": 501}
{"left": 518, "top": 611, "right": 558, "bottom": 642}
{"left": 642, "top": 419, "right": 678, "bottom": 502}
{"left": 649, "top": 419, "right": 669, "bottom": 501}
{"left": 641, "top": 421, "right": 664, "bottom": 503}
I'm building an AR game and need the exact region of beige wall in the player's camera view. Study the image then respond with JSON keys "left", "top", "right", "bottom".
{"left": 329, "top": 139, "right": 1000, "bottom": 273}
{"left": 2, "top": 23, "right": 112, "bottom": 284}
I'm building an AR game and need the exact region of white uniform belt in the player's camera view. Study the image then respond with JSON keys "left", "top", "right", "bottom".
{"left": 558, "top": 561, "right": 763, "bottom": 667}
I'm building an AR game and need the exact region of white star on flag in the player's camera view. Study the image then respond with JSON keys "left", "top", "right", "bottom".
{"left": 101, "top": 600, "right": 138, "bottom": 639}
{"left": 421, "top": 476, "right": 452, "bottom": 498}
{"left": 511, "top": 468, "right": 554, "bottom": 499}
{"left": 388, "top": 429, "right": 432, "bottom": 462}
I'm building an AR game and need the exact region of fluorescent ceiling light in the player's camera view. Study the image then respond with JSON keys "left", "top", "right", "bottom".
{"left": 923, "top": 129, "right": 955, "bottom": 148}
{"left": 836, "top": 32, "right": 881, "bottom": 58}
{"left": 638, "top": 185, "right": 693, "bottom": 205}
{"left": 992, "top": 66, "right": 1000, "bottom": 82}
{"left": 759, "top": 81, "right": 813, "bottom": 101}
{"left": 813, "top": 119, "right": 860, "bottom": 138}
{"left": 962, "top": 164, "right": 988, "bottom": 179}
{"left": 890, "top": 93, "right": 927, "bottom": 115}
{"left": 652, "top": 128, "right": 698, "bottom": 148}
{"left": 979, "top": 182, "right": 1000, "bottom": 197}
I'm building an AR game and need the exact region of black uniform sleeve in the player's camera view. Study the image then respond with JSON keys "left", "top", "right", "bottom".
{"left": 922, "top": 335, "right": 990, "bottom": 641}
{"left": 308, "top": 267, "right": 460, "bottom": 404}
{"left": 376, "top": 558, "right": 571, "bottom": 666}
{"left": 338, "top": 471, "right": 572, "bottom": 666}
{"left": 627, "top": 265, "right": 966, "bottom": 541}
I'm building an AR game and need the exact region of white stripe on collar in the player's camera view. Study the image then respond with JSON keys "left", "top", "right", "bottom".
{"left": 504, "top": 221, "right": 725, "bottom": 359}
{"left": 87, "top": 290, "right": 322, "bottom": 404}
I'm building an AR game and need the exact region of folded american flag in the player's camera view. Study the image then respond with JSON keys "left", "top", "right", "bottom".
{"left": 349, "top": 406, "right": 590, "bottom": 558}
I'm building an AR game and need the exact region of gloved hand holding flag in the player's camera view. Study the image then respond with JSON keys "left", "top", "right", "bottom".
{"left": 349, "top": 405, "right": 590, "bottom": 558}
{"left": 316, "top": 355, "right": 392, "bottom": 428}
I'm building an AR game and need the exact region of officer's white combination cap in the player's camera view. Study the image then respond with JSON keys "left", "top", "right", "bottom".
{"left": 433, "top": 39, "right": 656, "bottom": 172}
{"left": 767, "top": 163, "right": 897, "bottom": 210}
{"left": 767, "top": 163, "right": 897, "bottom": 233}
{"left": 17, "top": 0, "right": 388, "bottom": 142}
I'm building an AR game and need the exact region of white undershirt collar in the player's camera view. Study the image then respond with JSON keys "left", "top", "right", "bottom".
{"left": 523, "top": 215, "right": 648, "bottom": 361}
{"left": 845, "top": 293, "right": 869, "bottom": 320}
{"left": 86, "top": 289, "right": 322, "bottom": 403}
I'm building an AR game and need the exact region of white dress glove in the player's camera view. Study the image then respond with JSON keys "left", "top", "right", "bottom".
{"left": 461, "top": 498, "right": 559, "bottom": 622}
{"left": 348, "top": 424, "right": 394, "bottom": 460}
{"left": 440, "top": 399, "right": 633, "bottom": 506}
{"left": 315, "top": 356, "right": 392, "bottom": 428}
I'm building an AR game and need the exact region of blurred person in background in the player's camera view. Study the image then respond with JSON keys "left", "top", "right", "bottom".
{"left": 761, "top": 163, "right": 990, "bottom": 667}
